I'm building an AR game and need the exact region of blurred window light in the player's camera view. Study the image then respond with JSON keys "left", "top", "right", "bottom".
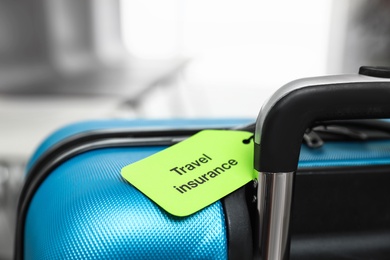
{"left": 120, "top": 0, "right": 334, "bottom": 100}
{"left": 120, "top": 0, "right": 180, "bottom": 59}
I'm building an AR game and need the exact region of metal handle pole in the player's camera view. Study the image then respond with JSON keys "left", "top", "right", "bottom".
{"left": 256, "top": 172, "right": 294, "bottom": 260}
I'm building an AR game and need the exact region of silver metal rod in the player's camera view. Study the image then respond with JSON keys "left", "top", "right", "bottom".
{"left": 255, "top": 171, "right": 295, "bottom": 260}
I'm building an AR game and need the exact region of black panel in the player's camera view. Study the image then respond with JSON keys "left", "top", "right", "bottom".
{"left": 290, "top": 166, "right": 390, "bottom": 259}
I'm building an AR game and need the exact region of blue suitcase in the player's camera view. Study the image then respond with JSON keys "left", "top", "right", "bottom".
{"left": 15, "top": 66, "right": 390, "bottom": 259}
{"left": 15, "top": 119, "right": 255, "bottom": 260}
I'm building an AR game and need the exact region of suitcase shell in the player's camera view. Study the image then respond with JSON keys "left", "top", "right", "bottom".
{"left": 17, "top": 118, "right": 390, "bottom": 260}
{"left": 16, "top": 119, "right": 254, "bottom": 260}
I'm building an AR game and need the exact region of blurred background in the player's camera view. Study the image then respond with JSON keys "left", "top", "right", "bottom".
{"left": 1, "top": 0, "right": 390, "bottom": 258}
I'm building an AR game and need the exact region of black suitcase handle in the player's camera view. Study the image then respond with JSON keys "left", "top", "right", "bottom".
{"left": 253, "top": 66, "right": 390, "bottom": 260}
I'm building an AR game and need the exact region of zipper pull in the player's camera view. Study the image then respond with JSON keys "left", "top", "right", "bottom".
{"left": 303, "top": 129, "right": 324, "bottom": 148}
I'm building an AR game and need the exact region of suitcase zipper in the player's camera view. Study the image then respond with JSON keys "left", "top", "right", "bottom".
{"left": 303, "top": 119, "right": 390, "bottom": 148}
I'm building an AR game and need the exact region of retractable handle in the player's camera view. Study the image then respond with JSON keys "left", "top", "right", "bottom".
{"left": 254, "top": 66, "right": 390, "bottom": 260}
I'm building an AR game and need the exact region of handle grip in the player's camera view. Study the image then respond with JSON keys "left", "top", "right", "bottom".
{"left": 254, "top": 67, "right": 390, "bottom": 260}
{"left": 255, "top": 70, "right": 390, "bottom": 173}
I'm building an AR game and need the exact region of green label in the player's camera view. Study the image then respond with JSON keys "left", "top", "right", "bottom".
{"left": 121, "top": 130, "right": 255, "bottom": 217}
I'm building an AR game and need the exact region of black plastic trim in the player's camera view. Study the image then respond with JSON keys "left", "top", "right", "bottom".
{"left": 359, "top": 66, "right": 390, "bottom": 78}
{"left": 290, "top": 231, "right": 390, "bottom": 260}
{"left": 222, "top": 185, "right": 253, "bottom": 260}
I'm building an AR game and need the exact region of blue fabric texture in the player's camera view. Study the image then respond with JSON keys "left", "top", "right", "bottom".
{"left": 25, "top": 147, "right": 227, "bottom": 259}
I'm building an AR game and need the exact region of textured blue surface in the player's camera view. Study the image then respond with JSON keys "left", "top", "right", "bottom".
{"left": 25, "top": 147, "right": 227, "bottom": 259}
{"left": 298, "top": 140, "right": 390, "bottom": 168}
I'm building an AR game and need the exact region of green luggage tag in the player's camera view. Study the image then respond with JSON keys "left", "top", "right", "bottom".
{"left": 121, "top": 130, "right": 255, "bottom": 217}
